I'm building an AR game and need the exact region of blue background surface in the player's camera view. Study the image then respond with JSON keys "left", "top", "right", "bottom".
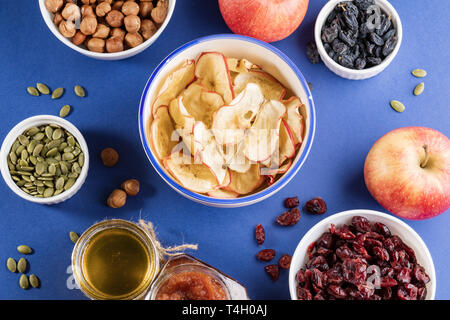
{"left": 0, "top": 0, "right": 449, "bottom": 300}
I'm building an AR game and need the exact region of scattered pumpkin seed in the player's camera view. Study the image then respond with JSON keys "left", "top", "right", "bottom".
{"left": 74, "top": 85, "right": 85, "bottom": 97}
{"left": 19, "top": 274, "right": 29, "bottom": 289}
{"left": 70, "top": 231, "right": 79, "bottom": 243}
{"left": 17, "top": 245, "right": 32, "bottom": 254}
{"left": 27, "top": 87, "right": 39, "bottom": 96}
{"left": 414, "top": 82, "right": 425, "bottom": 96}
{"left": 29, "top": 274, "right": 40, "bottom": 288}
{"left": 17, "top": 258, "right": 27, "bottom": 273}
{"left": 59, "top": 105, "right": 71, "bottom": 118}
{"left": 412, "top": 69, "right": 427, "bottom": 78}
{"left": 51, "top": 87, "right": 64, "bottom": 99}
{"left": 390, "top": 100, "right": 405, "bottom": 113}
{"left": 7, "top": 258, "right": 17, "bottom": 273}
{"left": 36, "top": 83, "right": 50, "bottom": 95}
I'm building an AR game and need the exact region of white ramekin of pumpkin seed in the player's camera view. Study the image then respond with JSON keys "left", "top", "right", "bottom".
{"left": 0, "top": 115, "right": 89, "bottom": 204}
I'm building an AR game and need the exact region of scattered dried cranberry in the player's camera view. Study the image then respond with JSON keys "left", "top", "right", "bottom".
{"left": 304, "top": 197, "right": 327, "bottom": 214}
{"left": 255, "top": 224, "right": 265, "bottom": 245}
{"left": 284, "top": 196, "right": 299, "bottom": 208}
{"left": 256, "top": 249, "right": 276, "bottom": 261}
{"left": 276, "top": 208, "right": 300, "bottom": 226}
{"left": 279, "top": 254, "right": 292, "bottom": 270}
{"left": 264, "top": 264, "right": 280, "bottom": 281}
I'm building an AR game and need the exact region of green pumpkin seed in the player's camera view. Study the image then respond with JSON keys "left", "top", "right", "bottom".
{"left": 52, "top": 87, "right": 64, "bottom": 99}
{"left": 43, "top": 187, "right": 54, "bottom": 198}
{"left": 7, "top": 258, "right": 17, "bottom": 273}
{"left": 78, "top": 153, "right": 85, "bottom": 166}
{"left": 52, "top": 128, "right": 63, "bottom": 140}
{"left": 36, "top": 83, "right": 50, "bottom": 95}
{"left": 67, "top": 135, "right": 75, "bottom": 147}
{"left": 390, "top": 100, "right": 405, "bottom": 113}
{"left": 29, "top": 274, "right": 40, "bottom": 288}
{"left": 9, "top": 152, "right": 17, "bottom": 164}
{"left": 17, "top": 258, "right": 27, "bottom": 273}
{"left": 64, "top": 178, "right": 76, "bottom": 191}
{"left": 55, "top": 177, "right": 65, "bottom": 190}
{"left": 18, "top": 135, "right": 30, "bottom": 146}
{"left": 32, "top": 144, "right": 44, "bottom": 157}
{"left": 33, "top": 132, "right": 45, "bottom": 141}
{"left": 27, "top": 140, "right": 37, "bottom": 154}
{"left": 414, "top": 82, "right": 424, "bottom": 96}
{"left": 74, "top": 85, "right": 85, "bottom": 97}
{"left": 19, "top": 274, "right": 29, "bottom": 289}
{"left": 27, "top": 87, "right": 39, "bottom": 96}
{"left": 26, "top": 127, "right": 40, "bottom": 136}
{"left": 53, "top": 189, "right": 63, "bottom": 196}
{"left": 45, "top": 126, "right": 54, "bottom": 140}
{"left": 43, "top": 180, "right": 54, "bottom": 188}
{"left": 70, "top": 231, "right": 79, "bottom": 243}
{"left": 412, "top": 69, "right": 427, "bottom": 78}
{"left": 46, "top": 147, "right": 59, "bottom": 158}
{"left": 59, "top": 105, "right": 71, "bottom": 118}
{"left": 17, "top": 245, "right": 32, "bottom": 254}
{"left": 62, "top": 152, "right": 74, "bottom": 161}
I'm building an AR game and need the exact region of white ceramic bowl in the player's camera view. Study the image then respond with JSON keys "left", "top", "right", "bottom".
{"left": 139, "top": 34, "right": 316, "bottom": 208}
{"left": 0, "top": 115, "right": 89, "bottom": 204}
{"left": 315, "top": 0, "right": 402, "bottom": 80}
{"left": 38, "top": 0, "right": 176, "bottom": 60}
{"left": 289, "top": 210, "right": 436, "bottom": 300}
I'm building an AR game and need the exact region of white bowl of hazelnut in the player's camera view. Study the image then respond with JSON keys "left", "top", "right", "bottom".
{"left": 39, "top": 0, "right": 175, "bottom": 60}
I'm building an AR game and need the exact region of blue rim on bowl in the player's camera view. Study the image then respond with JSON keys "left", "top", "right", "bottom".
{"left": 138, "top": 34, "right": 316, "bottom": 207}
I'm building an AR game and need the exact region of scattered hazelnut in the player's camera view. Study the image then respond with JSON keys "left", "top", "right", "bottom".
{"left": 139, "top": 2, "right": 153, "bottom": 18}
{"left": 125, "top": 32, "right": 143, "bottom": 48}
{"left": 151, "top": 0, "right": 169, "bottom": 24}
{"left": 107, "top": 189, "right": 127, "bottom": 208}
{"left": 110, "top": 27, "right": 126, "bottom": 40}
{"left": 96, "top": 1, "right": 111, "bottom": 17}
{"left": 106, "top": 37, "right": 124, "bottom": 52}
{"left": 62, "top": 3, "right": 81, "bottom": 21}
{"left": 59, "top": 20, "right": 76, "bottom": 38}
{"left": 101, "top": 147, "right": 119, "bottom": 167}
{"left": 112, "top": 0, "right": 125, "bottom": 11}
{"left": 93, "top": 23, "right": 111, "bottom": 39}
{"left": 87, "top": 37, "right": 105, "bottom": 53}
{"left": 72, "top": 31, "right": 86, "bottom": 45}
{"left": 121, "top": 1, "right": 140, "bottom": 16}
{"left": 106, "top": 9, "right": 124, "bottom": 27}
{"left": 121, "top": 179, "right": 140, "bottom": 196}
{"left": 45, "top": 0, "right": 63, "bottom": 13}
{"left": 140, "top": 19, "right": 156, "bottom": 40}
{"left": 124, "top": 15, "right": 141, "bottom": 33}
{"left": 80, "top": 16, "right": 98, "bottom": 35}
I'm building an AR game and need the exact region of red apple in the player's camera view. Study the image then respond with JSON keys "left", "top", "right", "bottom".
{"left": 218, "top": 0, "right": 309, "bottom": 43}
{"left": 364, "top": 127, "right": 450, "bottom": 220}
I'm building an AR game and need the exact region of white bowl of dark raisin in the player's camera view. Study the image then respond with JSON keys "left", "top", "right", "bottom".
{"left": 288, "top": 210, "right": 436, "bottom": 300}
{"left": 314, "top": 0, "right": 402, "bottom": 80}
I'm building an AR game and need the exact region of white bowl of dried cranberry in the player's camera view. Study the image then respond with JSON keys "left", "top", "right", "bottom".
{"left": 289, "top": 210, "right": 436, "bottom": 300}
{"left": 314, "top": 0, "right": 402, "bottom": 80}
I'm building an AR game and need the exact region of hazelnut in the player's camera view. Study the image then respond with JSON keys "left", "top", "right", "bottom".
{"left": 106, "top": 10, "right": 124, "bottom": 27}
{"left": 106, "top": 37, "right": 124, "bottom": 52}
{"left": 112, "top": 0, "right": 124, "bottom": 11}
{"left": 93, "top": 23, "right": 110, "bottom": 39}
{"left": 80, "top": 16, "right": 98, "bottom": 35}
{"left": 139, "top": 2, "right": 153, "bottom": 18}
{"left": 121, "top": 179, "right": 140, "bottom": 196}
{"left": 124, "top": 15, "right": 141, "bottom": 33}
{"left": 151, "top": 0, "right": 168, "bottom": 24}
{"left": 44, "top": 0, "right": 63, "bottom": 13}
{"left": 101, "top": 147, "right": 119, "bottom": 167}
{"left": 81, "top": 5, "right": 96, "bottom": 18}
{"left": 140, "top": 19, "right": 156, "bottom": 40}
{"left": 121, "top": 1, "right": 140, "bottom": 16}
{"left": 80, "top": 0, "right": 96, "bottom": 4}
{"left": 96, "top": 1, "right": 111, "bottom": 17}
{"left": 98, "top": 0, "right": 113, "bottom": 3}
{"left": 62, "top": 3, "right": 81, "bottom": 21}
{"left": 87, "top": 37, "right": 105, "bottom": 52}
{"left": 53, "top": 12, "right": 63, "bottom": 26}
{"left": 110, "top": 27, "right": 126, "bottom": 40}
{"left": 107, "top": 189, "right": 127, "bottom": 208}
{"left": 72, "top": 31, "right": 87, "bottom": 45}
{"left": 59, "top": 20, "right": 76, "bottom": 38}
{"left": 125, "top": 32, "right": 143, "bottom": 48}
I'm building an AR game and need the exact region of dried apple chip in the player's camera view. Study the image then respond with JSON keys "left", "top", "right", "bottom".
{"left": 234, "top": 70, "right": 286, "bottom": 101}
{"left": 151, "top": 106, "right": 178, "bottom": 159}
{"left": 169, "top": 96, "right": 196, "bottom": 131}
{"left": 227, "top": 164, "right": 263, "bottom": 195}
{"left": 283, "top": 97, "right": 304, "bottom": 146}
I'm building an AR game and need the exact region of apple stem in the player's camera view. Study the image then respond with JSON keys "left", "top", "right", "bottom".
{"left": 420, "top": 145, "right": 429, "bottom": 168}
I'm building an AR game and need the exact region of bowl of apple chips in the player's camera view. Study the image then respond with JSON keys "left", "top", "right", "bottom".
{"left": 139, "top": 34, "right": 316, "bottom": 207}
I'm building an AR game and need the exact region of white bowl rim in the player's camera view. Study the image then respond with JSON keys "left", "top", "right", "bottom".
{"left": 138, "top": 34, "right": 316, "bottom": 206}
{"left": 0, "top": 115, "right": 89, "bottom": 204}
{"left": 38, "top": 0, "right": 176, "bottom": 59}
{"left": 288, "top": 209, "right": 436, "bottom": 300}
{"left": 314, "top": 0, "right": 403, "bottom": 76}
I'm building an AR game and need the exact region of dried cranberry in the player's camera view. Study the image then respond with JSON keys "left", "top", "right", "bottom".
{"left": 342, "top": 258, "right": 367, "bottom": 287}
{"left": 264, "top": 264, "right": 280, "bottom": 281}
{"left": 380, "top": 276, "right": 397, "bottom": 288}
{"left": 276, "top": 208, "right": 300, "bottom": 226}
{"left": 279, "top": 254, "right": 292, "bottom": 270}
{"left": 304, "top": 197, "right": 327, "bottom": 214}
{"left": 310, "top": 268, "right": 325, "bottom": 289}
{"left": 336, "top": 245, "right": 354, "bottom": 260}
{"left": 373, "top": 222, "right": 391, "bottom": 237}
{"left": 316, "top": 232, "right": 334, "bottom": 249}
{"left": 397, "top": 283, "right": 418, "bottom": 300}
{"left": 330, "top": 224, "right": 356, "bottom": 240}
{"left": 255, "top": 224, "right": 265, "bottom": 245}
{"left": 265, "top": 175, "right": 275, "bottom": 186}
{"left": 315, "top": 247, "right": 332, "bottom": 256}
{"left": 297, "top": 287, "right": 312, "bottom": 300}
{"left": 284, "top": 196, "right": 299, "bottom": 208}
{"left": 413, "top": 265, "right": 430, "bottom": 285}
{"left": 296, "top": 269, "right": 306, "bottom": 285}
{"left": 397, "top": 268, "right": 411, "bottom": 284}
{"left": 417, "top": 286, "right": 427, "bottom": 300}
{"left": 352, "top": 242, "right": 371, "bottom": 260}
{"left": 306, "top": 255, "right": 329, "bottom": 272}
{"left": 306, "top": 241, "right": 316, "bottom": 259}
{"left": 327, "top": 285, "right": 347, "bottom": 299}
{"left": 326, "top": 264, "right": 343, "bottom": 285}
{"left": 351, "top": 216, "right": 371, "bottom": 232}
{"left": 373, "top": 246, "right": 390, "bottom": 261}
{"left": 256, "top": 249, "right": 276, "bottom": 261}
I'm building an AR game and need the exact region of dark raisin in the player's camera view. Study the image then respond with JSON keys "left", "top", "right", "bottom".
{"left": 304, "top": 197, "right": 327, "bottom": 214}
{"left": 369, "top": 32, "right": 385, "bottom": 46}
{"left": 338, "top": 55, "right": 354, "bottom": 68}
{"left": 338, "top": 29, "right": 357, "bottom": 47}
{"left": 276, "top": 208, "right": 300, "bottom": 226}
{"left": 367, "top": 57, "right": 382, "bottom": 66}
{"left": 382, "top": 35, "right": 397, "bottom": 56}
{"left": 354, "top": 0, "right": 375, "bottom": 11}
{"left": 365, "top": 41, "right": 375, "bottom": 55}
{"left": 256, "top": 249, "right": 276, "bottom": 261}
{"left": 322, "top": 25, "right": 339, "bottom": 43}
{"left": 355, "top": 57, "right": 366, "bottom": 69}
{"left": 383, "top": 28, "right": 396, "bottom": 41}
{"left": 264, "top": 264, "right": 280, "bottom": 281}
{"left": 306, "top": 41, "right": 320, "bottom": 64}
{"left": 284, "top": 196, "right": 299, "bottom": 208}
{"left": 376, "top": 15, "right": 391, "bottom": 36}
{"left": 255, "top": 224, "right": 265, "bottom": 245}
{"left": 343, "top": 10, "right": 359, "bottom": 30}
{"left": 332, "top": 40, "right": 348, "bottom": 55}
{"left": 343, "top": 2, "right": 359, "bottom": 17}
{"left": 279, "top": 254, "right": 292, "bottom": 270}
